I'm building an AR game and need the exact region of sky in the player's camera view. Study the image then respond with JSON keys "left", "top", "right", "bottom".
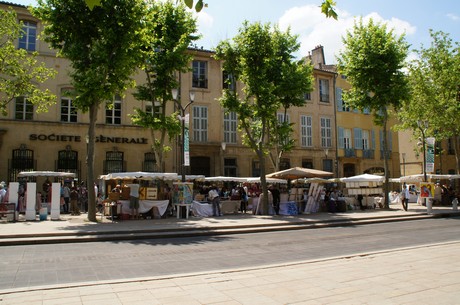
{"left": 10, "top": 0, "right": 460, "bottom": 63}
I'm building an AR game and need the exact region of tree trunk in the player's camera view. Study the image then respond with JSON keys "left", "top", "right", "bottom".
{"left": 382, "top": 111, "right": 390, "bottom": 209}
{"left": 87, "top": 103, "right": 98, "bottom": 222}
{"left": 258, "top": 149, "right": 269, "bottom": 214}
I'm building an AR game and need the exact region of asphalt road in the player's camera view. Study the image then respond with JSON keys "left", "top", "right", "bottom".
{"left": 1, "top": 217, "right": 459, "bottom": 291}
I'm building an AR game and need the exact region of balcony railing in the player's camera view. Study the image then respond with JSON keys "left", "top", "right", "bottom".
{"left": 362, "top": 149, "right": 374, "bottom": 159}
{"left": 344, "top": 148, "right": 355, "bottom": 157}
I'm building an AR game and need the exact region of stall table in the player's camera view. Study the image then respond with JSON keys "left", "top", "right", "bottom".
{"left": 191, "top": 200, "right": 241, "bottom": 217}
{"left": 119, "top": 199, "right": 169, "bottom": 217}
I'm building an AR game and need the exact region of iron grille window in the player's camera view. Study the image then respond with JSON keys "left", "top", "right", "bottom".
{"left": 105, "top": 151, "right": 124, "bottom": 173}
{"left": 143, "top": 152, "right": 157, "bottom": 172}
{"left": 57, "top": 149, "right": 78, "bottom": 171}
{"left": 12, "top": 148, "right": 34, "bottom": 170}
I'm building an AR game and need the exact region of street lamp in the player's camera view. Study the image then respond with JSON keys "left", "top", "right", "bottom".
{"left": 221, "top": 142, "right": 226, "bottom": 176}
{"left": 172, "top": 88, "right": 195, "bottom": 182}
{"left": 401, "top": 153, "right": 406, "bottom": 176}
{"left": 324, "top": 148, "right": 329, "bottom": 172}
{"left": 417, "top": 120, "right": 429, "bottom": 182}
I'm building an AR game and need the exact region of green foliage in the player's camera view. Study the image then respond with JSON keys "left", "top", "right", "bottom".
{"left": 131, "top": 0, "right": 198, "bottom": 170}
{"left": 400, "top": 30, "right": 460, "bottom": 141}
{"left": 337, "top": 18, "right": 410, "bottom": 122}
{"left": 33, "top": 0, "right": 146, "bottom": 111}
{"left": 32, "top": 0, "right": 148, "bottom": 221}
{"left": 214, "top": 21, "right": 314, "bottom": 213}
{"left": 337, "top": 17, "right": 409, "bottom": 207}
{"left": 0, "top": 8, "right": 56, "bottom": 116}
{"left": 181, "top": 0, "right": 207, "bottom": 12}
{"left": 84, "top": 0, "right": 101, "bottom": 10}
{"left": 321, "top": 0, "right": 338, "bottom": 20}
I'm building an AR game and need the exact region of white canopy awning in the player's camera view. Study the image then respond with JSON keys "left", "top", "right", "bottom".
{"left": 204, "top": 176, "right": 248, "bottom": 183}
{"left": 340, "top": 174, "right": 385, "bottom": 183}
{"left": 99, "top": 171, "right": 179, "bottom": 181}
{"left": 395, "top": 174, "right": 460, "bottom": 183}
{"left": 18, "top": 171, "right": 76, "bottom": 178}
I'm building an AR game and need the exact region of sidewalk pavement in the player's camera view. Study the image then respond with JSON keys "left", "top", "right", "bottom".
{"left": 0, "top": 204, "right": 459, "bottom": 304}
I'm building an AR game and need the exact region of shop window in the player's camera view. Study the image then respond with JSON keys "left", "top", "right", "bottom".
{"left": 224, "top": 158, "right": 237, "bottom": 177}
{"left": 190, "top": 156, "right": 210, "bottom": 176}
{"left": 302, "top": 159, "right": 313, "bottom": 169}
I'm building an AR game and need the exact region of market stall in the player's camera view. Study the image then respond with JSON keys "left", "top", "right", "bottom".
{"left": 99, "top": 171, "right": 179, "bottom": 219}
{"left": 17, "top": 171, "right": 76, "bottom": 221}
{"left": 340, "top": 174, "right": 385, "bottom": 210}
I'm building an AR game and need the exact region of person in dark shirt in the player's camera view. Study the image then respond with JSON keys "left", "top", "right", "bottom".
{"left": 269, "top": 185, "right": 281, "bottom": 215}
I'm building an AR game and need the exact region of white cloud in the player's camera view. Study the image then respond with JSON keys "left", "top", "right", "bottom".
{"left": 447, "top": 13, "right": 459, "bottom": 21}
{"left": 278, "top": 5, "right": 417, "bottom": 64}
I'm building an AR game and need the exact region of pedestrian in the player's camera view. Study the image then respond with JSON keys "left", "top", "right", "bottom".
{"left": 269, "top": 184, "right": 280, "bottom": 215}
{"left": 126, "top": 179, "right": 140, "bottom": 219}
{"left": 357, "top": 194, "right": 364, "bottom": 210}
{"left": 401, "top": 184, "right": 410, "bottom": 211}
{"left": 208, "top": 185, "right": 221, "bottom": 216}
{"left": 70, "top": 187, "right": 80, "bottom": 215}
{"left": 62, "top": 183, "right": 71, "bottom": 214}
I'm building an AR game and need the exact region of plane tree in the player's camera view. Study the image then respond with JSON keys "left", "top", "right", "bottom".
{"left": 397, "top": 30, "right": 460, "bottom": 175}
{"left": 336, "top": 18, "right": 410, "bottom": 208}
{"left": 131, "top": 0, "right": 199, "bottom": 172}
{"left": 33, "top": 0, "right": 147, "bottom": 222}
{"left": 214, "top": 21, "right": 314, "bottom": 214}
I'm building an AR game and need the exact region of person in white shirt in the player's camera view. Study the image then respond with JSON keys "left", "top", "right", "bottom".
{"left": 208, "top": 185, "right": 221, "bottom": 216}
{"left": 126, "top": 179, "right": 140, "bottom": 219}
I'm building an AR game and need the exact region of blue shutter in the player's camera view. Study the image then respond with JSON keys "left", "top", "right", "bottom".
{"left": 354, "top": 128, "right": 363, "bottom": 149}
{"left": 371, "top": 129, "right": 375, "bottom": 149}
{"left": 336, "top": 88, "right": 343, "bottom": 112}
{"left": 338, "top": 127, "right": 344, "bottom": 149}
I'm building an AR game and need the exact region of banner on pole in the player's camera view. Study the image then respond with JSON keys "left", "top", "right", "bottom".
{"left": 425, "top": 137, "right": 435, "bottom": 173}
{"left": 184, "top": 114, "right": 190, "bottom": 166}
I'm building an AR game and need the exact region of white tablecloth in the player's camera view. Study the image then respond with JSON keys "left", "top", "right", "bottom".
{"left": 191, "top": 200, "right": 240, "bottom": 217}
{"left": 119, "top": 200, "right": 169, "bottom": 216}
{"left": 191, "top": 201, "right": 213, "bottom": 217}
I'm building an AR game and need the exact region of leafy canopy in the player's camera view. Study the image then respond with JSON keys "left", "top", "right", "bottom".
{"left": 0, "top": 8, "right": 56, "bottom": 116}
{"left": 337, "top": 18, "right": 410, "bottom": 120}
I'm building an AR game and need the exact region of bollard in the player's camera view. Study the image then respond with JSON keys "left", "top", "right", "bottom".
{"left": 453, "top": 198, "right": 458, "bottom": 211}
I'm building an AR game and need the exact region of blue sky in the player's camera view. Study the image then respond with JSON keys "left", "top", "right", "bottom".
{"left": 11, "top": 0, "right": 460, "bottom": 63}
